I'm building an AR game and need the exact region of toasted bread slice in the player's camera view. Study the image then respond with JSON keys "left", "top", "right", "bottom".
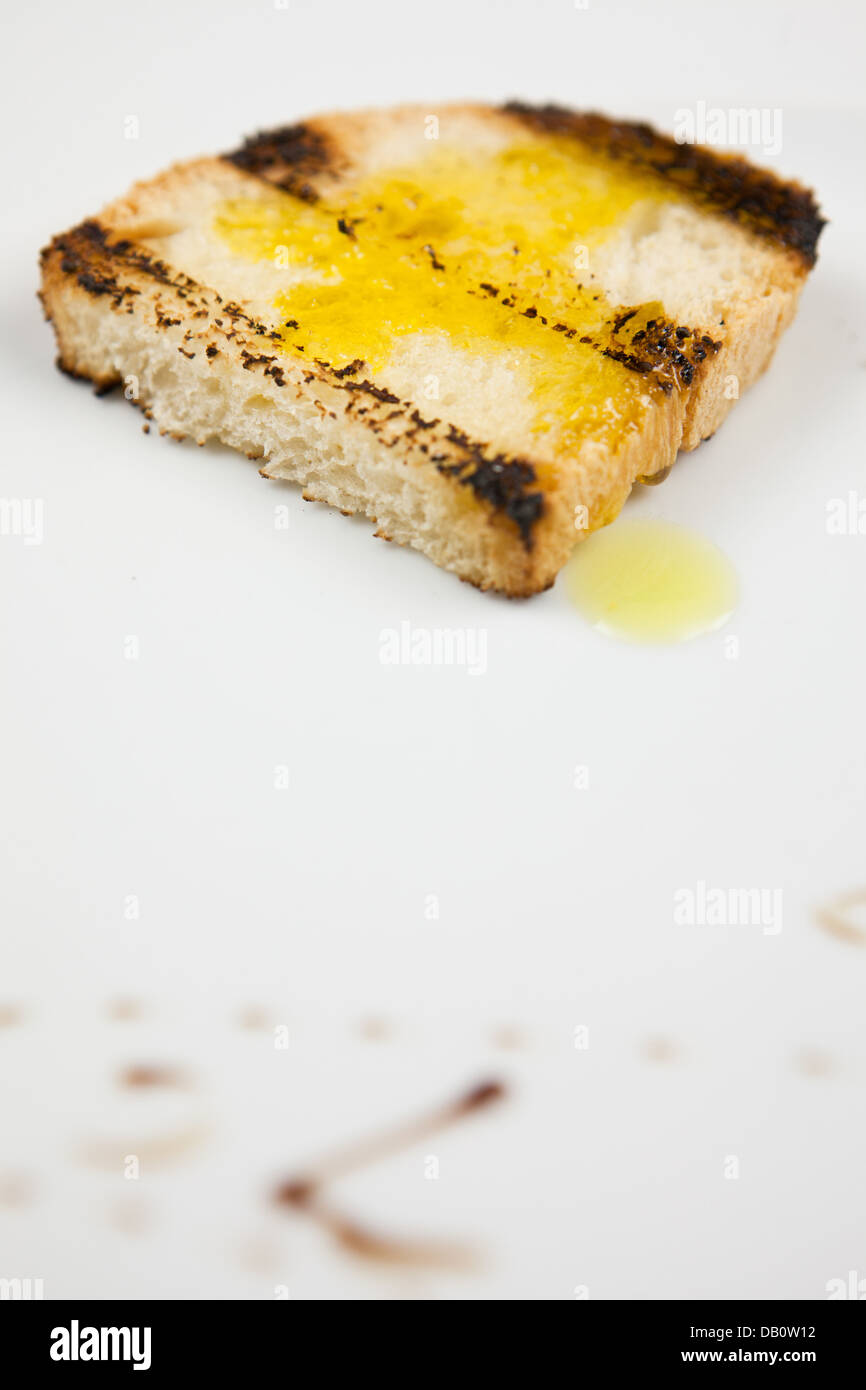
{"left": 39, "top": 103, "right": 823, "bottom": 595}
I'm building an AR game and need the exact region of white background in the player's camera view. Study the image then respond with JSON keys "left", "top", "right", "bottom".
{"left": 1, "top": 0, "right": 865, "bottom": 1300}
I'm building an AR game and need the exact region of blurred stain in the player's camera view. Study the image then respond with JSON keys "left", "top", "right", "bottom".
{"left": 236, "top": 1005, "right": 271, "bottom": 1031}
{"left": 107, "top": 998, "right": 146, "bottom": 1021}
{"left": 317, "top": 1201, "right": 476, "bottom": 1270}
{"left": 794, "top": 1049, "right": 837, "bottom": 1079}
{"left": 107, "top": 1196, "right": 152, "bottom": 1236}
{"left": 816, "top": 890, "right": 866, "bottom": 946}
{"left": 118, "top": 1064, "right": 192, "bottom": 1089}
{"left": 273, "top": 1077, "right": 506, "bottom": 1270}
{"left": 490, "top": 1024, "right": 527, "bottom": 1051}
{"left": 78, "top": 1121, "right": 211, "bottom": 1170}
{"left": 357, "top": 1017, "right": 391, "bottom": 1042}
{"left": 641, "top": 1036, "right": 680, "bottom": 1063}
{"left": 0, "top": 1003, "right": 26, "bottom": 1028}
{"left": 0, "top": 1171, "right": 37, "bottom": 1207}
{"left": 235, "top": 1234, "right": 281, "bottom": 1274}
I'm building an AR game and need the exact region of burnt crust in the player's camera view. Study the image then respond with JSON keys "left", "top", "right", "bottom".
{"left": 41, "top": 218, "right": 201, "bottom": 303}
{"left": 314, "top": 372, "right": 544, "bottom": 543}
{"left": 603, "top": 318, "right": 722, "bottom": 392}
{"left": 222, "top": 123, "right": 340, "bottom": 203}
{"left": 432, "top": 429, "right": 543, "bottom": 544}
{"left": 42, "top": 220, "right": 285, "bottom": 350}
{"left": 503, "top": 102, "right": 825, "bottom": 266}
{"left": 473, "top": 278, "right": 720, "bottom": 393}
{"left": 55, "top": 356, "right": 118, "bottom": 395}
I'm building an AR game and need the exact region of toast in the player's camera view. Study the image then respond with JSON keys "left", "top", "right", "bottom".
{"left": 39, "top": 103, "right": 823, "bottom": 595}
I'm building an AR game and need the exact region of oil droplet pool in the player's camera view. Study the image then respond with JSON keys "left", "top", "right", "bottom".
{"left": 566, "top": 518, "right": 738, "bottom": 644}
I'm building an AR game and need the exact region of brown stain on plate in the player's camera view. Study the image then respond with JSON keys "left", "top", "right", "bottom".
{"left": 235, "top": 1234, "right": 282, "bottom": 1275}
{"left": 107, "top": 1196, "right": 153, "bottom": 1236}
{"left": 118, "top": 1064, "right": 191, "bottom": 1089}
{"left": 282, "top": 1192, "right": 476, "bottom": 1270}
{"left": 357, "top": 1017, "right": 392, "bottom": 1042}
{"left": 793, "top": 1049, "right": 838, "bottom": 1079}
{"left": 78, "top": 1121, "right": 211, "bottom": 1171}
{"left": 641, "top": 1036, "right": 681, "bottom": 1063}
{"left": 106, "top": 998, "right": 146, "bottom": 1021}
{"left": 273, "top": 1078, "right": 506, "bottom": 1269}
{"left": 816, "top": 889, "right": 866, "bottom": 946}
{"left": 0, "top": 1171, "right": 37, "bottom": 1207}
{"left": 489, "top": 1024, "right": 527, "bottom": 1051}
{"left": 237, "top": 1005, "right": 272, "bottom": 1031}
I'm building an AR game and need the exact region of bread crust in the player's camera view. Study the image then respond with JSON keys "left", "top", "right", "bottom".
{"left": 500, "top": 103, "right": 825, "bottom": 266}
{"left": 39, "top": 104, "right": 822, "bottom": 595}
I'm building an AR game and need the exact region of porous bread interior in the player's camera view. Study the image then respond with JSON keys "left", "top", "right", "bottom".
{"left": 45, "top": 258, "right": 553, "bottom": 593}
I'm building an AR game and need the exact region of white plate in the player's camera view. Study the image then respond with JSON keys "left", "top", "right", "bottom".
{"left": 1, "top": 0, "right": 864, "bottom": 1301}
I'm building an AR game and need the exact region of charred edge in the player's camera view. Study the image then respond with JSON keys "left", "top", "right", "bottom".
{"left": 56, "top": 358, "right": 119, "bottom": 395}
{"left": 477, "top": 276, "right": 718, "bottom": 392}
{"left": 46, "top": 221, "right": 282, "bottom": 347}
{"left": 433, "top": 425, "right": 543, "bottom": 546}
{"left": 502, "top": 102, "right": 826, "bottom": 265}
{"left": 221, "top": 301, "right": 281, "bottom": 339}
{"left": 317, "top": 357, "right": 364, "bottom": 379}
{"left": 472, "top": 274, "right": 716, "bottom": 390}
{"left": 310, "top": 370, "right": 543, "bottom": 546}
{"left": 223, "top": 123, "right": 337, "bottom": 204}
{"left": 410, "top": 408, "right": 439, "bottom": 430}
{"left": 603, "top": 314, "right": 722, "bottom": 392}
{"left": 241, "top": 350, "right": 276, "bottom": 368}
{"left": 45, "top": 219, "right": 204, "bottom": 306}
{"left": 341, "top": 378, "right": 401, "bottom": 405}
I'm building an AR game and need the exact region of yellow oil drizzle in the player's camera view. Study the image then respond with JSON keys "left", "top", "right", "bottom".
{"left": 213, "top": 140, "right": 678, "bottom": 483}
{"left": 566, "top": 518, "right": 737, "bottom": 643}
